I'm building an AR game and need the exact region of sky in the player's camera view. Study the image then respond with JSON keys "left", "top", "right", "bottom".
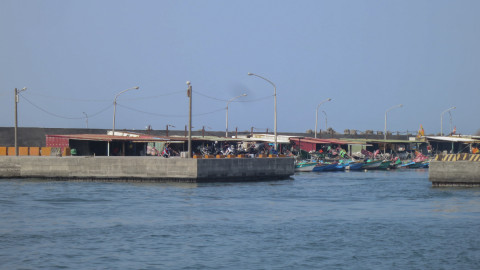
{"left": 1, "top": 0, "right": 479, "bottom": 135}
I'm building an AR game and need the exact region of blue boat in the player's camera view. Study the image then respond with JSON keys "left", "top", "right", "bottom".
{"left": 334, "top": 163, "right": 347, "bottom": 171}
{"left": 346, "top": 162, "right": 364, "bottom": 170}
{"left": 312, "top": 163, "right": 338, "bottom": 172}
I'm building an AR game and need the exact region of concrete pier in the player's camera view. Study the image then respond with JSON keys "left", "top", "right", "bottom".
{"left": 0, "top": 156, "right": 295, "bottom": 182}
{"left": 429, "top": 154, "right": 480, "bottom": 187}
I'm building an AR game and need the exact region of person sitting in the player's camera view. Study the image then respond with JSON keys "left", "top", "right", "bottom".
{"left": 162, "top": 145, "right": 170, "bottom": 158}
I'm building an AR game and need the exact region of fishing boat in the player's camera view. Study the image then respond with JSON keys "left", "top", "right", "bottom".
{"left": 295, "top": 161, "right": 318, "bottom": 172}
{"left": 312, "top": 163, "right": 338, "bottom": 172}
{"left": 346, "top": 161, "right": 364, "bottom": 170}
{"left": 401, "top": 161, "right": 429, "bottom": 169}
{"left": 377, "top": 160, "right": 392, "bottom": 170}
{"left": 361, "top": 160, "right": 383, "bottom": 170}
{"left": 389, "top": 158, "right": 403, "bottom": 169}
{"left": 400, "top": 151, "right": 430, "bottom": 169}
{"left": 334, "top": 163, "right": 347, "bottom": 171}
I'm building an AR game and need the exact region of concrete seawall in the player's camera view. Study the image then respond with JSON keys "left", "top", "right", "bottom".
{"left": 0, "top": 156, "right": 294, "bottom": 182}
{"left": 429, "top": 156, "right": 480, "bottom": 186}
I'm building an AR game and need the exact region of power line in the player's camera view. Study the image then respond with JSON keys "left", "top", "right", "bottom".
{"left": 117, "top": 103, "right": 225, "bottom": 118}
{"left": 117, "top": 103, "right": 186, "bottom": 117}
{"left": 0, "top": 91, "right": 10, "bottom": 98}
{"left": 194, "top": 91, "right": 273, "bottom": 103}
{"left": 122, "top": 90, "right": 185, "bottom": 101}
{"left": 23, "top": 89, "right": 186, "bottom": 102}
{"left": 20, "top": 93, "right": 112, "bottom": 120}
{"left": 24, "top": 92, "right": 110, "bottom": 102}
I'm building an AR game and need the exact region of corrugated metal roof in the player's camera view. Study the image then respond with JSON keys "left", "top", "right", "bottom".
{"left": 289, "top": 137, "right": 365, "bottom": 145}
{"left": 425, "top": 136, "right": 480, "bottom": 143}
{"left": 46, "top": 134, "right": 259, "bottom": 143}
{"left": 46, "top": 134, "right": 176, "bottom": 142}
{"left": 366, "top": 139, "right": 424, "bottom": 144}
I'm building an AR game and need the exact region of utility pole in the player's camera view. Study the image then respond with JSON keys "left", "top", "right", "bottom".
{"left": 14, "top": 87, "right": 27, "bottom": 156}
{"left": 83, "top": 112, "right": 88, "bottom": 128}
{"left": 187, "top": 81, "right": 192, "bottom": 158}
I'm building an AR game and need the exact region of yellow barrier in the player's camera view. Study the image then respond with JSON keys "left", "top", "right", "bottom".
{"left": 29, "top": 147, "right": 40, "bottom": 156}
{"left": 0, "top": 147, "right": 6, "bottom": 156}
{"left": 41, "top": 147, "right": 51, "bottom": 156}
{"left": 7, "top": 147, "right": 15, "bottom": 156}
{"left": 62, "top": 147, "right": 71, "bottom": 156}
{"left": 18, "top": 147, "right": 29, "bottom": 156}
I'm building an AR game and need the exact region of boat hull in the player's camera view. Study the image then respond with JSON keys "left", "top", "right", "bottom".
{"left": 295, "top": 162, "right": 318, "bottom": 172}
{"left": 312, "top": 163, "right": 338, "bottom": 172}
{"left": 346, "top": 162, "right": 364, "bottom": 170}
{"left": 362, "top": 160, "right": 383, "bottom": 170}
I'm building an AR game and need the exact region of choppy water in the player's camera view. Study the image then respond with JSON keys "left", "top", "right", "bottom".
{"left": 1, "top": 169, "right": 479, "bottom": 270}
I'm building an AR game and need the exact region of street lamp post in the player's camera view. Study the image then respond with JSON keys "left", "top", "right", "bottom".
{"left": 248, "top": 72, "right": 277, "bottom": 150}
{"left": 384, "top": 104, "right": 403, "bottom": 154}
{"left": 441, "top": 106, "right": 456, "bottom": 136}
{"left": 187, "top": 81, "right": 192, "bottom": 158}
{"left": 14, "top": 87, "right": 27, "bottom": 156}
{"left": 166, "top": 124, "right": 175, "bottom": 137}
{"left": 83, "top": 112, "right": 88, "bottom": 128}
{"left": 315, "top": 98, "right": 331, "bottom": 138}
{"left": 226, "top": 94, "right": 247, "bottom": 137}
{"left": 322, "top": 110, "right": 327, "bottom": 132}
{"left": 109, "top": 86, "right": 139, "bottom": 156}
{"left": 384, "top": 104, "right": 403, "bottom": 141}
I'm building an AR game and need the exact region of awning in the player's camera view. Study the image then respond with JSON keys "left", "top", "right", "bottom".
{"left": 425, "top": 136, "right": 479, "bottom": 143}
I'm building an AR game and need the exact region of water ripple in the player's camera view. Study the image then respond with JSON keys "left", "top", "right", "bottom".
{"left": 1, "top": 171, "right": 479, "bottom": 269}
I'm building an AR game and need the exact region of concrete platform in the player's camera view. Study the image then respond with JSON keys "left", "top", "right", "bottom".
{"left": 0, "top": 156, "right": 295, "bottom": 182}
{"left": 429, "top": 154, "right": 480, "bottom": 186}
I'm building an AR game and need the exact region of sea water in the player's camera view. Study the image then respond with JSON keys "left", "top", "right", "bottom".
{"left": 1, "top": 170, "right": 479, "bottom": 269}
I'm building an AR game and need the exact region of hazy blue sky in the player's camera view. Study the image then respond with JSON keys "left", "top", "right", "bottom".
{"left": 1, "top": 0, "right": 479, "bottom": 135}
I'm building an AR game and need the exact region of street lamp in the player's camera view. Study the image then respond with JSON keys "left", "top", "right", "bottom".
{"left": 384, "top": 104, "right": 403, "bottom": 154}
{"left": 187, "top": 81, "right": 192, "bottom": 158}
{"left": 14, "top": 87, "right": 27, "bottom": 156}
{"left": 441, "top": 106, "right": 456, "bottom": 136}
{"left": 248, "top": 72, "right": 277, "bottom": 150}
{"left": 322, "top": 110, "right": 327, "bottom": 132}
{"left": 166, "top": 124, "right": 175, "bottom": 137}
{"left": 315, "top": 98, "right": 331, "bottom": 138}
{"left": 384, "top": 104, "right": 403, "bottom": 141}
{"left": 109, "top": 86, "right": 139, "bottom": 156}
{"left": 226, "top": 93, "right": 247, "bottom": 137}
{"left": 83, "top": 112, "right": 88, "bottom": 128}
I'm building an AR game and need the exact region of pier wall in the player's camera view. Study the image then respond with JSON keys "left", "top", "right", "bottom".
{"left": 429, "top": 155, "right": 480, "bottom": 186}
{"left": 0, "top": 156, "right": 294, "bottom": 182}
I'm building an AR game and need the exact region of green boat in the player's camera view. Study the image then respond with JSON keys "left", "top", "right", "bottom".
{"left": 362, "top": 160, "right": 383, "bottom": 170}
{"left": 295, "top": 161, "right": 318, "bottom": 172}
{"left": 362, "top": 160, "right": 391, "bottom": 170}
{"left": 377, "top": 160, "right": 392, "bottom": 170}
